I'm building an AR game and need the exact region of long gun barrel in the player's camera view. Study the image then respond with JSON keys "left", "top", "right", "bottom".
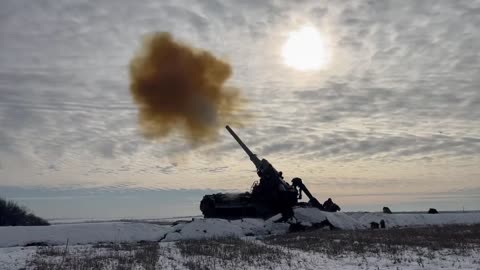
{"left": 225, "top": 125, "right": 261, "bottom": 168}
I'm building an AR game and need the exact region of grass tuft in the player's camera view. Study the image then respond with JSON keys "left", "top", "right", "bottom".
{"left": 177, "top": 237, "right": 290, "bottom": 269}
{"left": 265, "top": 224, "right": 480, "bottom": 261}
{"left": 28, "top": 241, "right": 159, "bottom": 270}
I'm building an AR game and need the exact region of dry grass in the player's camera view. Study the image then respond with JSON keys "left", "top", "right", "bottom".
{"left": 177, "top": 237, "right": 290, "bottom": 270}
{"left": 28, "top": 241, "right": 159, "bottom": 270}
{"left": 265, "top": 224, "right": 480, "bottom": 257}
{"left": 26, "top": 224, "right": 480, "bottom": 269}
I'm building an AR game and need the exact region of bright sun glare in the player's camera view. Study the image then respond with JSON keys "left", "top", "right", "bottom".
{"left": 282, "top": 25, "right": 330, "bottom": 71}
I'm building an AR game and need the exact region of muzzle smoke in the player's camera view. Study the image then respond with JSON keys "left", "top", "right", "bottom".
{"left": 129, "top": 32, "right": 243, "bottom": 143}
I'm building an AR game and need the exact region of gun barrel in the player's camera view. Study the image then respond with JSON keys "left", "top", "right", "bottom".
{"left": 226, "top": 125, "right": 261, "bottom": 168}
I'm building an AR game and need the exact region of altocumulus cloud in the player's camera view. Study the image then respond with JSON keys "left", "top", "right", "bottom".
{"left": 0, "top": 0, "right": 479, "bottom": 197}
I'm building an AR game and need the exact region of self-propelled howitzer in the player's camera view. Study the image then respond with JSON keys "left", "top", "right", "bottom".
{"left": 200, "top": 126, "right": 327, "bottom": 219}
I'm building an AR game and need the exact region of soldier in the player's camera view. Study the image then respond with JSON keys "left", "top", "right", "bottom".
{"left": 380, "top": 219, "right": 386, "bottom": 228}
{"left": 323, "top": 198, "right": 341, "bottom": 212}
{"left": 323, "top": 198, "right": 333, "bottom": 211}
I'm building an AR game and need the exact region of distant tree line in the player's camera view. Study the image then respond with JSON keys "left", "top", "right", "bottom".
{"left": 0, "top": 197, "right": 49, "bottom": 226}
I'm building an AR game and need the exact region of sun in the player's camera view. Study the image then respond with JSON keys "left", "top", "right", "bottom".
{"left": 282, "top": 25, "right": 330, "bottom": 71}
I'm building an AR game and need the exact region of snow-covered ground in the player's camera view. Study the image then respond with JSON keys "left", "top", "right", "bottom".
{"left": 0, "top": 222, "right": 171, "bottom": 247}
{"left": 2, "top": 208, "right": 480, "bottom": 248}
{"left": 1, "top": 209, "right": 480, "bottom": 269}
{"left": 350, "top": 211, "right": 480, "bottom": 228}
{"left": 1, "top": 238, "right": 479, "bottom": 270}
{"left": 156, "top": 242, "right": 480, "bottom": 270}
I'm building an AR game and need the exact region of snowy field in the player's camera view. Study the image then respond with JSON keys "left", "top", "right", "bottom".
{"left": 2, "top": 208, "right": 480, "bottom": 247}
{"left": 2, "top": 225, "right": 480, "bottom": 270}
{"left": 1, "top": 209, "right": 480, "bottom": 269}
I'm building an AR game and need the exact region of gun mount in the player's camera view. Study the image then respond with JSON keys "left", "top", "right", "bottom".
{"left": 200, "top": 126, "right": 338, "bottom": 220}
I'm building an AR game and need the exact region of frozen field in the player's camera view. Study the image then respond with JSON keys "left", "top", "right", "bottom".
{"left": 1, "top": 224, "right": 479, "bottom": 270}
{"left": 2, "top": 208, "right": 480, "bottom": 247}
{"left": 1, "top": 209, "right": 480, "bottom": 269}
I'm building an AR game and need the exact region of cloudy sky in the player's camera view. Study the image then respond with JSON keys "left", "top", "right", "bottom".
{"left": 1, "top": 0, "right": 479, "bottom": 219}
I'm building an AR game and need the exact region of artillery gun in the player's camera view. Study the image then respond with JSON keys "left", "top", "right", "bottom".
{"left": 200, "top": 125, "right": 330, "bottom": 219}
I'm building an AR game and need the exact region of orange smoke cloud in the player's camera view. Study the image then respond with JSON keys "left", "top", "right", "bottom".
{"left": 129, "top": 32, "right": 243, "bottom": 143}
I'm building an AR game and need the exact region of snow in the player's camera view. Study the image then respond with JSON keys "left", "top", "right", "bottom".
{"left": 0, "top": 246, "right": 37, "bottom": 269}
{"left": 163, "top": 218, "right": 290, "bottom": 241}
{"left": 1, "top": 210, "right": 480, "bottom": 248}
{"left": 0, "top": 222, "right": 170, "bottom": 248}
{"left": 2, "top": 241, "right": 479, "bottom": 270}
{"left": 292, "top": 208, "right": 366, "bottom": 230}
{"left": 1, "top": 210, "right": 480, "bottom": 269}
{"left": 350, "top": 211, "right": 480, "bottom": 228}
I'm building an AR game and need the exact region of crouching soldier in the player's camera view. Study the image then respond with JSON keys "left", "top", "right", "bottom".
{"left": 323, "top": 198, "right": 341, "bottom": 212}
